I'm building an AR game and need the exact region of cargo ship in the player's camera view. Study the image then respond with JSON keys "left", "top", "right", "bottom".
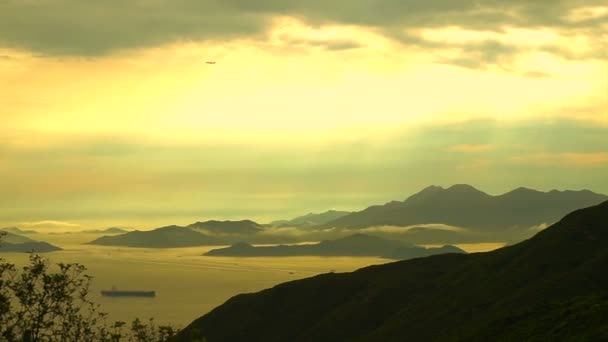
{"left": 101, "top": 286, "right": 155, "bottom": 298}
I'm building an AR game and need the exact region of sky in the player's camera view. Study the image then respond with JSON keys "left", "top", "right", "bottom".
{"left": 0, "top": 0, "right": 607, "bottom": 230}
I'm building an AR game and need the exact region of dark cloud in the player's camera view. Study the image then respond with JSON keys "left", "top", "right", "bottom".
{"left": 0, "top": 0, "right": 271, "bottom": 55}
{"left": 542, "top": 44, "right": 608, "bottom": 60}
{"left": 280, "top": 36, "right": 363, "bottom": 51}
{"left": 322, "top": 40, "right": 364, "bottom": 51}
{"left": 0, "top": 0, "right": 605, "bottom": 64}
{"left": 435, "top": 39, "right": 523, "bottom": 69}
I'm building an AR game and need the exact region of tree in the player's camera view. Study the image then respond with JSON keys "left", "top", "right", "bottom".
{"left": 0, "top": 232, "right": 181, "bottom": 341}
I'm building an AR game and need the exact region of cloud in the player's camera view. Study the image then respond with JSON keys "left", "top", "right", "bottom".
{"left": 446, "top": 40, "right": 522, "bottom": 69}
{"left": 19, "top": 220, "right": 83, "bottom": 231}
{"left": 448, "top": 144, "right": 494, "bottom": 153}
{"left": 322, "top": 40, "right": 364, "bottom": 51}
{"left": 279, "top": 37, "right": 364, "bottom": 51}
{"left": 521, "top": 70, "right": 552, "bottom": 78}
{"left": 0, "top": 0, "right": 606, "bottom": 60}
{"left": 529, "top": 223, "right": 550, "bottom": 232}
{"left": 0, "top": 0, "right": 270, "bottom": 55}
{"left": 1, "top": 118, "right": 607, "bottom": 226}
{"left": 360, "top": 224, "right": 468, "bottom": 234}
{"left": 564, "top": 6, "right": 608, "bottom": 22}
{"left": 511, "top": 152, "right": 608, "bottom": 167}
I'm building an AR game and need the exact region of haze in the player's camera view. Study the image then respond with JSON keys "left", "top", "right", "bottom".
{"left": 1, "top": 0, "right": 607, "bottom": 230}
{"left": 2, "top": 2, "right": 608, "bottom": 337}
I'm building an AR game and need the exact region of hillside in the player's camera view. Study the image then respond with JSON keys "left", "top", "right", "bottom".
{"left": 176, "top": 201, "right": 608, "bottom": 341}
{"left": 87, "top": 226, "right": 224, "bottom": 248}
{"left": 322, "top": 184, "right": 607, "bottom": 230}
{"left": 205, "top": 234, "right": 464, "bottom": 259}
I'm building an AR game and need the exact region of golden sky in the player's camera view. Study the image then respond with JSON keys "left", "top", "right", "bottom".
{"left": 0, "top": 1, "right": 606, "bottom": 229}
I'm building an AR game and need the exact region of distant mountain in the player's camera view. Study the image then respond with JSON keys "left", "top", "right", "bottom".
{"left": 205, "top": 234, "right": 464, "bottom": 259}
{"left": 0, "top": 230, "right": 37, "bottom": 244}
{"left": 83, "top": 227, "right": 129, "bottom": 234}
{"left": 176, "top": 201, "right": 608, "bottom": 342}
{"left": 322, "top": 184, "right": 608, "bottom": 230}
{"left": 0, "top": 241, "right": 62, "bottom": 253}
{"left": 87, "top": 226, "right": 224, "bottom": 248}
{"left": 187, "top": 220, "right": 264, "bottom": 235}
{"left": 381, "top": 244, "right": 466, "bottom": 260}
{"left": 270, "top": 210, "right": 351, "bottom": 228}
{"left": 1, "top": 227, "right": 38, "bottom": 235}
{"left": 0, "top": 230, "right": 62, "bottom": 253}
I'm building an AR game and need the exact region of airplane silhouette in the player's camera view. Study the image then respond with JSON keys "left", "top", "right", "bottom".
{"left": 206, "top": 61, "right": 216, "bottom": 64}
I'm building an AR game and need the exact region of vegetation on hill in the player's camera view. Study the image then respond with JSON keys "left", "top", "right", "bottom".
{"left": 0, "top": 232, "right": 195, "bottom": 342}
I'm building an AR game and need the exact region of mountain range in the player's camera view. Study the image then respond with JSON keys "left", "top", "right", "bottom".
{"left": 204, "top": 234, "right": 465, "bottom": 259}
{"left": 82, "top": 227, "right": 130, "bottom": 234}
{"left": 270, "top": 210, "right": 351, "bottom": 228}
{"left": 187, "top": 220, "right": 264, "bottom": 235}
{"left": 321, "top": 184, "right": 607, "bottom": 231}
{"left": 86, "top": 185, "right": 608, "bottom": 247}
{"left": 88, "top": 226, "right": 224, "bottom": 248}
{"left": 176, "top": 200, "right": 608, "bottom": 341}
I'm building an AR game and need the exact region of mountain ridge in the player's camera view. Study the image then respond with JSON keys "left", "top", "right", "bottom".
{"left": 176, "top": 200, "right": 608, "bottom": 341}
{"left": 88, "top": 226, "right": 225, "bottom": 248}
{"left": 270, "top": 210, "right": 351, "bottom": 228}
{"left": 321, "top": 185, "right": 607, "bottom": 230}
{"left": 204, "top": 233, "right": 465, "bottom": 259}
{"left": 187, "top": 220, "right": 264, "bottom": 235}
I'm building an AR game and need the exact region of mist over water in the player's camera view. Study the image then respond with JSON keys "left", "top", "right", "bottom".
{"left": 2, "top": 232, "right": 392, "bottom": 326}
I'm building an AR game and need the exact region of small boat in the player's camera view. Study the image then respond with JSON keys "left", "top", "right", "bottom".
{"left": 101, "top": 286, "right": 155, "bottom": 298}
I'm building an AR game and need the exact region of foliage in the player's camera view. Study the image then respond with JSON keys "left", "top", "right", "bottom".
{"left": 0, "top": 232, "right": 181, "bottom": 342}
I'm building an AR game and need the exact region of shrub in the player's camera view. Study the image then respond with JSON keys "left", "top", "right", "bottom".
{"left": 0, "top": 232, "right": 181, "bottom": 342}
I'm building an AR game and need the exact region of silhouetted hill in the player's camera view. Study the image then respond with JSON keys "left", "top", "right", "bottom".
{"left": 0, "top": 227, "right": 38, "bottom": 235}
{"left": 0, "top": 230, "right": 37, "bottom": 244}
{"left": 0, "top": 241, "right": 62, "bottom": 253}
{"left": 187, "top": 220, "right": 264, "bottom": 235}
{"left": 87, "top": 226, "right": 224, "bottom": 248}
{"left": 83, "top": 227, "right": 129, "bottom": 234}
{"left": 205, "top": 234, "right": 464, "bottom": 259}
{"left": 381, "top": 244, "right": 465, "bottom": 260}
{"left": 270, "top": 210, "right": 351, "bottom": 228}
{"left": 176, "top": 201, "right": 608, "bottom": 341}
{"left": 0, "top": 230, "right": 62, "bottom": 252}
{"left": 322, "top": 184, "right": 607, "bottom": 230}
